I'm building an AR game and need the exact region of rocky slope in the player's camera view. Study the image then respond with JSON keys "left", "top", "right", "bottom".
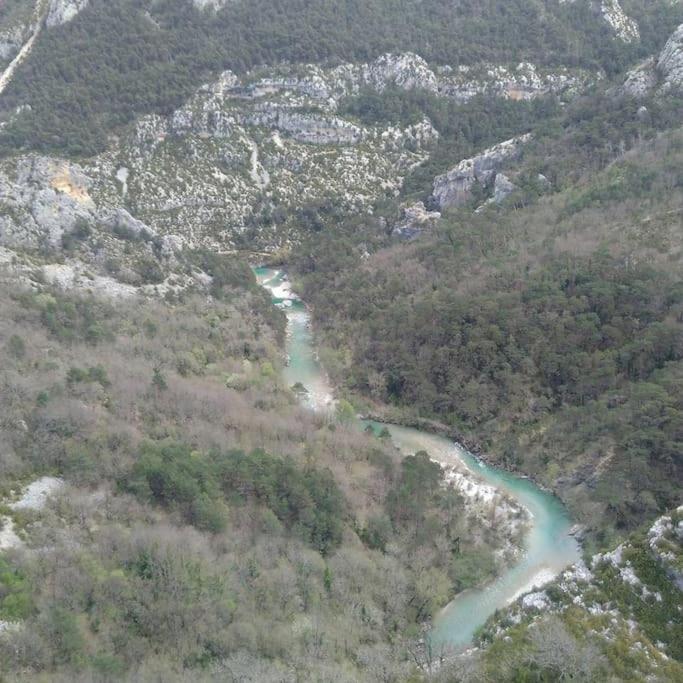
{"left": 0, "top": 52, "right": 592, "bottom": 266}
{"left": 0, "top": 0, "right": 86, "bottom": 68}
{"left": 1, "top": 15, "right": 680, "bottom": 294}
{"left": 560, "top": 0, "right": 640, "bottom": 42}
{"left": 461, "top": 507, "right": 683, "bottom": 681}
{"left": 45, "top": 0, "right": 89, "bottom": 28}
{"left": 617, "top": 21, "right": 683, "bottom": 96}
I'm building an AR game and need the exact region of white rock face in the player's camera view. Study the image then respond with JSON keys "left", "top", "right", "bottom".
{"left": 559, "top": 0, "right": 639, "bottom": 42}
{"left": 0, "top": 50, "right": 590, "bottom": 258}
{"left": 438, "top": 61, "right": 593, "bottom": 102}
{"left": 46, "top": 0, "right": 89, "bottom": 28}
{"left": 393, "top": 202, "right": 441, "bottom": 238}
{"left": 241, "top": 109, "right": 364, "bottom": 145}
{"left": 521, "top": 591, "right": 550, "bottom": 610}
{"left": 600, "top": 0, "right": 639, "bottom": 43}
{"left": 658, "top": 23, "right": 683, "bottom": 94}
{"left": 41, "top": 262, "right": 139, "bottom": 299}
{"left": 0, "top": 517, "right": 22, "bottom": 551}
{"left": 363, "top": 53, "right": 439, "bottom": 93}
{"left": 192, "top": 0, "right": 231, "bottom": 9}
{"left": 492, "top": 173, "right": 518, "bottom": 203}
{"left": 0, "top": 156, "right": 96, "bottom": 248}
{"left": 613, "top": 23, "right": 683, "bottom": 98}
{"left": 618, "top": 58, "right": 658, "bottom": 98}
{"left": 433, "top": 135, "right": 530, "bottom": 209}
{"left": 0, "top": 477, "right": 64, "bottom": 553}
{"left": 9, "top": 477, "right": 64, "bottom": 511}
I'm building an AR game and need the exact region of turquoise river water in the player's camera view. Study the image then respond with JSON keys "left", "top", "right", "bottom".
{"left": 255, "top": 267, "right": 580, "bottom": 652}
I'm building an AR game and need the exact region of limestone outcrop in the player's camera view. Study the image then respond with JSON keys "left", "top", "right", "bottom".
{"left": 658, "top": 23, "right": 683, "bottom": 94}
{"left": 392, "top": 202, "right": 441, "bottom": 239}
{"left": 46, "top": 0, "right": 90, "bottom": 28}
{"left": 559, "top": 0, "right": 639, "bottom": 42}
{"left": 0, "top": 156, "right": 97, "bottom": 248}
{"left": 613, "top": 23, "right": 683, "bottom": 98}
{"left": 432, "top": 135, "right": 530, "bottom": 210}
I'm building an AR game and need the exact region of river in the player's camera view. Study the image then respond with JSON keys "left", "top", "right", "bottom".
{"left": 255, "top": 266, "right": 580, "bottom": 652}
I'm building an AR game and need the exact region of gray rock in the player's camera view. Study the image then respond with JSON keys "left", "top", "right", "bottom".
{"left": 598, "top": 0, "right": 639, "bottom": 43}
{"left": 0, "top": 156, "right": 96, "bottom": 248}
{"left": 46, "top": 0, "right": 89, "bottom": 28}
{"left": 559, "top": 0, "right": 639, "bottom": 42}
{"left": 192, "top": 0, "right": 233, "bottom": 9}
{"left": 492, "top": 173, "right": 517, "bottom": 203}
{"left": 613, "top": 23, "right": 683, "bottom": 98}
{"left": 433, "top": 135, "right": 530, "bottom": 210}
{"left": 362, "top": 53, "right": 439, "bottom": 93}
{"left": 438, "top": 61, "right": 593, "bottom": 103}
{"left": 616, "top": 58, "right": 658, "bottom": 99}
{"left": 0, "top": 25, "right": 29, "bottom": 61}
{"left": 658, "top": 23, "right": 683, "bottom": 94}
{"left": 103, "top": 208, "right": 155, "bottom": 241}
{"left": 393, "top": 202, "right": 441, "bottom": 239}
{"left": 241, "top": 108, "right": 363, "bottom": 145}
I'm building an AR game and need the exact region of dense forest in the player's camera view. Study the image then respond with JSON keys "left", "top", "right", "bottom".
{"left": 1, "top": 0, "right": 682, "bottom": 155}
{"left": 292, "top": 95, "right": 683, "bottom": 551}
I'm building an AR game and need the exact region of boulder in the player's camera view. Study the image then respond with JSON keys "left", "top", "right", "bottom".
{"left": 393, "top": 202, "right": 441, "bottom": 239}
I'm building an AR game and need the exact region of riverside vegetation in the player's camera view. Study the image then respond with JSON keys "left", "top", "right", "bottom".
{"left": 0, "top": 256, "right": 525, "bottom": 680}
{"left": 292, "top": 94, "right": 683, "bottom": 553}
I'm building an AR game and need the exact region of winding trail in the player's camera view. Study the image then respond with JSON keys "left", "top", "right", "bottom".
{"left": 0, "top": 0, "right": 47, "bottom": 98}
{"left": 255, "top": 267, "right": 580, "bottom": 654}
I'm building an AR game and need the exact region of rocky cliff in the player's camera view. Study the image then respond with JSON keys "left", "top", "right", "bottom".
{"left": 658, "top": 23, "right": 683, "bottom": 93}
{"left": 46, "top": 0, "right": 89, "bottom": 28}
{"left": 432, "top": 135, "right": 530, "bottom": 210}
{"left": 616, "top": 22, "right": 683, "bottom": 97}
{"left": 0, "top": 51, "right": 588, "bottom": 261}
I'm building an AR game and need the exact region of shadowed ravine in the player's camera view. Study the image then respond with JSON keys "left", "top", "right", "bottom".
{"left": 255, "top": 266, "right": 580, "bottom": 652}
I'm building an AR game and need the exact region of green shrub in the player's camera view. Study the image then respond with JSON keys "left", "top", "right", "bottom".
{"left": 122, "top": 441, "right": 346, "bottom": 554}
{"left": 6, "top": 334, "right": 25, "bottom": 359}
{"left": 0, "top": 558, "right": 33, "bottom": 621}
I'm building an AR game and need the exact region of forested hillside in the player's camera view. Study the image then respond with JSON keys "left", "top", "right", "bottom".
{"left": 1, "top": 0, "right": 682, "bottom": 155}
{"left": 293, "top": 91, "right": 683, "bottom": 551}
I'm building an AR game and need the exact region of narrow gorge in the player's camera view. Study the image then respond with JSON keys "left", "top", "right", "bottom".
{"left": 255, "top": 267, "right": 581, "bottom": 654}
